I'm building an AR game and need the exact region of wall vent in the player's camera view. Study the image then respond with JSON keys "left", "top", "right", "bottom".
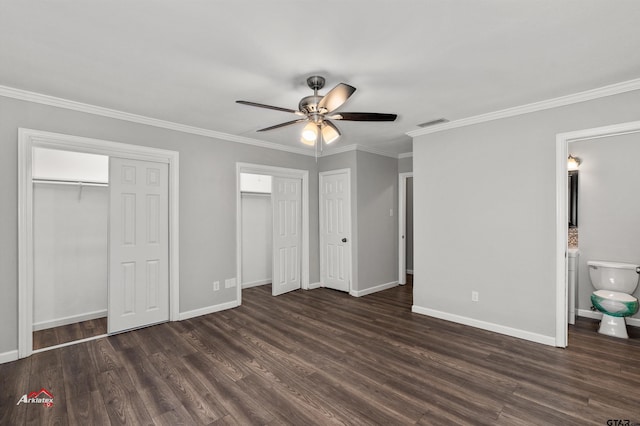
{"left": 417, "top": 118, "right": 449, "bottom": 128}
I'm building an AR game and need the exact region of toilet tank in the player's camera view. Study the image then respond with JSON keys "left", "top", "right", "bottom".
{"left": 587, "top": 260, "right": 640, "bottom": 294}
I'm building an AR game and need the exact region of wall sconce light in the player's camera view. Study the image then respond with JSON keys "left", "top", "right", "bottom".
{"left": 568, "top": 155, "right": 581, "bottom": 171}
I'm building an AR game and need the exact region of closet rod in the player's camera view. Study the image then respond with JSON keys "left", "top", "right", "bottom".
{"left": 32, "top": 179, "right": 109, "bottom": 187}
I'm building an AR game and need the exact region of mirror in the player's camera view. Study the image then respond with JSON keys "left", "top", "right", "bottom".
{"left": 568, "top": 170, "right": 578, "bottom": 228}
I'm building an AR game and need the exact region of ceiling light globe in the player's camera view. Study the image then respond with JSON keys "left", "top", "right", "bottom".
{"left": 301, "top": 122, "right": 318, "bottom": 145}
{"left": 322, "top": 125, "right": 340, "bottom": 144}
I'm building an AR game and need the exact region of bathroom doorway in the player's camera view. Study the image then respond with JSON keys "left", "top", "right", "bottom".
{"left": 555, "top": 120, "right": 640, "bottom": 347}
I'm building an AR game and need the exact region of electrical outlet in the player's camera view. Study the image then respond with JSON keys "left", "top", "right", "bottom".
{"left": 213, "top": 281, "right": 220, "bottom": 291}
{"left": 389, "top": 208, "right": 393, "bottom": 217}
{"left": 471, "top": 291, "right": 479, "bottom": 302}
{"left": 225, "top": 278, "right": 237, "bottom": 289}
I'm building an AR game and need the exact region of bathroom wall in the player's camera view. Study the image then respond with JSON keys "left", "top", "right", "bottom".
{"left": 568, "top": 227, "right": 578, "bottom": 248}
{"left": 571, "top": 132, "right": 640, "bottom": 322}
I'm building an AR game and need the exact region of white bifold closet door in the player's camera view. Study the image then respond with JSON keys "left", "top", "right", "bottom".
{"left": 108, "top": 158, "right": 169, "bottom": 334}
{"left": 271, "top": 176, "right": 302, "bottom": 296}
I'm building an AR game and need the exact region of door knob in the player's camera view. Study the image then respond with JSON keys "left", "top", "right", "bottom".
{"left": 342, "top": 238, "right": 347, "bottom": 243}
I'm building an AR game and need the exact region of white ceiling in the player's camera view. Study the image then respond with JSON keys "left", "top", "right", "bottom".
{"left": 2, "top": 1, "right": 640, "bottom": 156}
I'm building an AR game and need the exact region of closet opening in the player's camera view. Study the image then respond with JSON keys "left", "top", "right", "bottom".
{"left": 31, "top": 148, "right": 109, "bottom": 350}
{"left": 235, "top": 163, "right": 310, "bottom": 305}
{"left": 240, "top": 173, "right": 273, "bottom": 291}
{"left": 19, "top": 128, "right": 180, "bottom": 360}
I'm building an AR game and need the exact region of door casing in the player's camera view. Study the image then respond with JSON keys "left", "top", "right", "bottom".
{"left": 18, "top": 128, "right": 180, "bottom": 358}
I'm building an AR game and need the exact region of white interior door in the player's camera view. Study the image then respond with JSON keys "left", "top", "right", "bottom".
{"left": 320, "top": 170, "right": 351, "bottom": 292}
{"left": 271, "top": 177, "right": 302, "bottom": 296}
{"left": 109, "top": 158, "right": 169, "bottom": 333}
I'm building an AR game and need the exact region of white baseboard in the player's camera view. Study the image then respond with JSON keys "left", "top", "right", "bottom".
{"left": 411, "top": 305, "right": 556, "bottom": 347}
{"left": 0, "top": 350, "right": 19, "bottom": 364}
{"left": 242, "top": 279, "right": 271, "bottom": 289}
{"left": 179, "top": 300, "right": 239, "bottom": 321}
{"left": 577, "top": 309, "right": 640, "bottom": 327}
{"left": 350, "top": 281, "right": 399, "bottom": 297}
{"left": 406, "top": 269, "right": 414, "bottom": 274}
{"left": 33, "top": 309, "right": 107, "bottom": 331}
{"left": 308, "top": 282, "right": 322, "bottom": 290}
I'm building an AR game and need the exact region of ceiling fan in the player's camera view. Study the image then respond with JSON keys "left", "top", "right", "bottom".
{"left": 236, "top": 76, "right": 397, "bottom": 146}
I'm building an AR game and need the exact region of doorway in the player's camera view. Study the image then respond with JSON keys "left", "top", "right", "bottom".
{"left": 398, "top": 172, "right": 413, "bottom": 285}
{"left": 555, "top": 120, "right": 640, "bottom": 347}
{"left": 235, "top": 163, "right": 310, "bottom": 305}
{"left": 18, "top": 128, "right": 180, "bottom": 359}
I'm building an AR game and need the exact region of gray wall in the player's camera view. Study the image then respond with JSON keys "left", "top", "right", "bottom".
{"left": 356, "top": 151, "right": 398, "bottom": 290}
{"left": 398, "top": 156, "right": 413, "bottom": 173}
{"left": 571, "top": 133, "right": 640, "bottom": 320}
{"left": 0, "top": 95, "right": 320, "bottom": 354}
{"left": 413, "top": 90, "right": 640, "bottom": 341}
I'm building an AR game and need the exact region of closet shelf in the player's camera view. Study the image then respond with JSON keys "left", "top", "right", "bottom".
{"left": 33, "top": 179, "right": 108, "bottom": 187}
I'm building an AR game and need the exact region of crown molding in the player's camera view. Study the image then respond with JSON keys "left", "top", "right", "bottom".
{"left": 407, "top": 77, "right": 640, "bottom": 137}
{"left": 0, "top": 85, "right": 316, "bottom": 157}
{"left": 322, "top": 144, "right": 400, "bottom": 159}
{"left": 0, "top": 84, "right": 410, "bottom": 159}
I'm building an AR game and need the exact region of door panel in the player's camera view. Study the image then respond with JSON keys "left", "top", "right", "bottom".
{"left": 109, "top": 158, "right": 169, "bottom": 333}
{"left": 320, "top": 171, "right": 351, "bottom": 292}
{"left": 272, "top": 177, "right": 302, "bottom": 296}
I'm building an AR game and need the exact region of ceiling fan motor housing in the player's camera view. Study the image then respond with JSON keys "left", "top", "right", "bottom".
{"left": 298, "top": 95, "right": 324, "bottom": 115}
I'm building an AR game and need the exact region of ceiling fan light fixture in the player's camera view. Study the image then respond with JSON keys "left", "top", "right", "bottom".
{"left": 237, "top": 75, "right": 397, "bottom": 147}
{"left": 321, "top": 123, "right": 340, "bottom": 144}
{"left": 301, "top": 122, "right": 318, "bottom": 145}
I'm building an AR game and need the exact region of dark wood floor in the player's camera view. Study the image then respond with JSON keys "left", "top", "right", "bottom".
{"left": 2, "top": 282, "right": 640, "bottom": 425}
{"left": 33, "top": 317, "right": 107, "bottom": 350}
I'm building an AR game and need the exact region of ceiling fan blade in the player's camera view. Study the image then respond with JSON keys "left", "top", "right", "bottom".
{"left": 317, "top": 83, "right": 356, "bottom": 113}
{"left": 236, "top": 100, "right": 303, "bottom": 115}
{"left": 328, "top": 112, "right": 398, "bottom": 122}
{"left": 257, "top": 119, "right": 307, "bottom": 132}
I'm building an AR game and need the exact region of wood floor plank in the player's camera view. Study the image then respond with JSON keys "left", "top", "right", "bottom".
{"left": 3, "top": 282, "right": 640, "bottom": 424}
{"left": 26, "top": 349, "right": 68, "bottom": 426}
{"left": 33, "top": 317, "right": 107, "bottom": 350}
{"left": 0, "top": 356, "right": 31, "bottom": 425}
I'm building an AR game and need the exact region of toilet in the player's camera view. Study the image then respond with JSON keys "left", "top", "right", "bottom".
{"left": 588, "top": 260, "right": 640, "bottom": 338}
